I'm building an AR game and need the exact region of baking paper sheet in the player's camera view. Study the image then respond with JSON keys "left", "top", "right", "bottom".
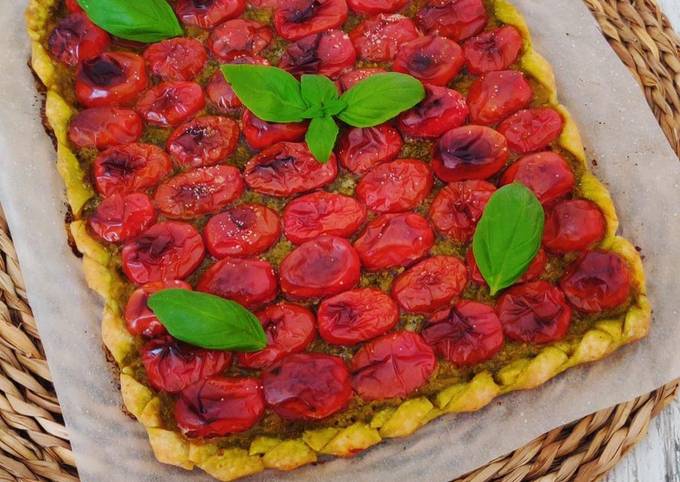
{"left": 1, "top": 1, "right": 680, "bottom": 480}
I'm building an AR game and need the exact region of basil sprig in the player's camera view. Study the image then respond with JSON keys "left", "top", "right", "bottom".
{"left": 221, "top": 65, "right": 425, "bottom": 162}
{"left": 472, "top": 183, "right": 545, "bottom": 296}
{"left": 148, "top": 289, "right": 267, "bottom": 351}
{"left": 77, "top": 0, "right": 183, "bottom": 43}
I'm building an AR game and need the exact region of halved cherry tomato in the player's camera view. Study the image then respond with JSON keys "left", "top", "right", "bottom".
{"left": 68, "top": 107, "right": 142, "bottom": 149}
{"left": 175, "top": 376, "right": 264, "bottom": 438}
{"left": 560, "top": 250, "right": 631, "bottom": 313}
{"left": 121, "top": 221, "right": 205, "bottom": 284}
{"left": 350, "top": 14, "right": 420, "bottom": 62}
{"left": 337, "top": 125, "right": 403, "bottom": 174}
{"left": 48, "top": 13, "right": 110, "bottom": 66}
{"left": 280, "top": 30, "right": 357, "bottom": 79}
{"left": 392, "top": 256, "right": 467, "bottom": 313}
{"left": 317, "top": 288, "right": 398, "bottom": 345}
{"left": 237, "top": 303, "right": 316, "bottom": 369}
{"left": 500, "top": 152, "right": 575, "bottom": 205}
{"left": 280, "top": 235, "right": 361, "bottom": 298}
{"left": 429, "top": 180, "right": 495, "bottom": 243}
{"left": 208, "top": 19, "right": 273, "bottom": 61}
{"left": 397, "top": 85, "right": 468, "bottom": 138}
{"left": 124, "top": 280, "right": 191, "bottom": 338}
{"left": 468, "top": 70, "right": 533, "bottom": 126}
{"left": 174, "top": 0, "right": 246, "bottom": 28}
{"left": 244, "top": 142, "right": 338, "bottom": 197}
{"left": 166, "top": 116, "right": 240, "bottom": 167}
{"left": 88, "top": 193, "right": 156, "bottom": 243}
{"left": 282, "top": 191, "right": 366, "bottom": 244}
{"left": 497, "top": 107, "right": 564, "bottom": 154}
{"left": 356, "top": 159, "right": 433, "bottom": 213}
{"left": 422, "top": 300, "right": 503, "bottom": 366}
{"left": 462, "top": 26, "right": 523, "bottom": 74}
{"left": 347, "top": 0, "right": 406, "bottom": 14}
{"left": 143, "top": 38, "right": 207, "bottom": 82}
{"left": 154, "top": 165, "right": 244, "bottom": 219}
{"left": 338, "top": 67, "right": 385, "bottom": 91}
{"left": 204, "top": 204, "right": 281, "bottom": 258}
{"left": 467, "top": 247, "right": 546, "bottom": 285}
{"left": 393, "top": 35, "right": 464, "bottom": 86}
{"left": 197, "top": 257, "right": 278, "bottom": 308}
{"left": 350, "top": 331, "right": 436, "bottom": 401}
{"left": 415, "top": 0, "right": 488, "bottom": 41}
{"left": 242, "top": 110, "right": 307, "bottom": 150}
{"left": 65, "top": 0, "right": 83, "bottom": 13}
{"left": 274, "top": 0, "right": 348, "bottom": 41}
{"left": 205, "top": 55, "right": 269, "bottom": 113}
{"left": 76, "top": 52, "right": 148, "bottom": 107}
{"left": 136, "top": 81, "right": 205, "bottom": 127}
{"left": 543, "top": 199, "right": 606, "bottom": 253}
{"left": 93, "top": 143, "right": 172, "bottom": 197}
{"left": 354, "top": 212, "right": 434, "bottom": 271}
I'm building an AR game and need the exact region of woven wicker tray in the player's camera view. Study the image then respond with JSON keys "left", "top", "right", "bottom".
{"left": 1, "top": 0, "right": 679, "bottom": 480}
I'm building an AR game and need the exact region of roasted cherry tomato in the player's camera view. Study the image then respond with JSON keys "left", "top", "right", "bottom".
{"left": 543, "top": 199, "right": 606, "bottom": 253}
{"left": 280, "top": 235, "right": 361, "bottom": 298}
{"left": 397, "top": 85, "right": 468, "bottom": 138}
{"left": 174, "top": 0, "right": 246, "bottom": 28}
{"left": 500, "top": 152, "right": 575, "bottom": 205}
{"left": 422, "top": 300, "right": 503, "bottom": 366}
{"left": 347, "top": 0, "right": 406, "bottom": 14}
{"left": 237, "top": 303, "right": 316, "bottom": 369}
{"left": 121, "top": 221, "right": 205, "bottom": 284}
{"left": 468, "top": 70, "right": 533, "bottom": 126}
{"left": 143, "top": 38, "right": 207, "bottom": 82}
{"left": 262, "top": 353, "right": 352, "bottom": 420}
{"left": 393, "top": 35, "right": 464, "bottom": 86}
{"left": 175, "top": 376, "right": 264, "bottom": 438}
{"left": 124, "top": 280, "right": 191, "bottom": 338}
{"left": 560, "top": 250, "right": 632, "bottom": 313}
{"left": 274, "top": 0, "right": 348, "bottom": 41}
{"left": 462, "top": 25, "right": 523, "bottom": 74}
{"left": 154, "top": 165, "right": 244, "bottom": 219}
{"left": 392, "top": 256, "right": 467, "bottom": 313}
{"left": 208, "top": 19, "right": 273, "bottom": 61}
{"left": 279, "top": 30, "right": 356, "bottom": 79}
{"left": 350, "top": 14, "right": 420, "bottom": 62}
{"left": 197, "top": 257, "right": 278, "bottom": 308}
{"left": 338, "top": 67, "right": 385, "bottom": 91}
{"left": 242, "top": 110, "right": 307, "bottom": 150}
{"left": 76, "top": 52, "right": 148, "bottom": 107}
{"left": 68, "top": 107, "right": 142, "bottom": 149}
{"left": 244, "top": 142, "right": 338, "bottom": 197}
{"left": 136, "top": 81, "right": 205, "bottom": 127}
{"left": 415, "top": 0, "right": 488, "bottom": 41}
{"left": 337, "top": 125, "right": 403, "bottom": 174}
{"left": 429, "top": 180, "right": 495, "bottom": 243}
{"left": 205, "top": 55, "right": 269, "bottom": 113}
{"left": 356, "top": 159, "right": 433, "bottom": 213}
{"left": 65, "top": 0, "right": 83, "bottom": 12}
{"left": 48, "top": 12, "right": 110, "bottom": 66}
{"left": 204, "top": 204, "right": 281, "bottom": 258}
{"left": 467, "top": 246, "right": 546, "bottom": 285}
{"left": 497, "top": 107, "right": 564, "bottom": 154}
{"left": 354, "top": 212, "right": 434, "bottom": 271}
{"left": 317, "top": 288, "right": 399, "bottom": 345}
{"left": 88, "top": 193, "right": 156, "bottom": 243}
{"left": 141, "top": 337, "right": 232, "bottom": 393}
{"left": 282, "top": 191, "right": 366, "bottom": 244}
{"left": 93, "top": 143, "right": 172, "bottom": 197}
{"left": 350, "top": 331, "right": 436, "bottom": 401}
{"left": 166, "top": 116, "right": 240, "bottom": 167}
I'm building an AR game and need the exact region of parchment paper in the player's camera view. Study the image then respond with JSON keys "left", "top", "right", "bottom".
{"left": 1, "top": 1, "right": 680, "bottom": 480}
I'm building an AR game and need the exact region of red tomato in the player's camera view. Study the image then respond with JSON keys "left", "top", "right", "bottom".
{"left": 422, "top": 301, "right": 503, "bottom": 366}
{"left": 348, "top": 0, "right": 406, "bottom": 14}
{"left": 317, "top": 288, "right": 399, "bottom": 345}
{"left": 337, "top": 125, "right": 403, "bottom": 174}
{"left": 497, "top": 107, "right": 564, "bottom": 154}
{"left": 154, "top": 165, "right": 244, "bottom": 219}
{"left": 88, "top": 193, "right": 156, "bottom": 244}
{"left": 560, "top": 251, "right": 632, "bottom": 313}
{"left": 274, "top": 0, "right": 348, "bottom": 41}
{"left": 93, "top": 143, "right": 172, "bottom": 197}
{"left": 350, "top": 14, "right": 420, "bottom": 62}
{"left": 197, "top": 257, "right": 278, "bottom": 308}
{"left": 136, "top": 81, "right": 205, "bottom": 127}
{"left": 356, "top": 159, "right": 433, "bottom": 213}
{"left": 143, "top": 38, "right": 207, "bottom": 82}
{"left": 429, "top": 180, "right": 495, "bottom": 243}
{"left": 462, "top": 26, "right": 523, "bottom": 74}
{"left": 338, "top": 68, "right": 385, "bottom": 91}
{"left": 468, "top": 70, "right": 533, "bottom": 126}
{"left": 467, "top": 246, "right": 546, "bottom": 285}
{"left": 280, "top": 235, "right": 361, "bottom": 298}
{"left": 242, "top": 110, "right": 307, "bottom": 150}
{"left": 208, "top": 19, "right": 273, "bottom": 61}
{"left": 48, "top": 13, "right": 110, "bottom": 66}
{"left": 237, "top": 303, "right": 316, "bottom": 369}
{"left": 204, "top": 204, "right": 281, "bottom": 258}
{"left": 66, "top": 0, "right": 83, "bottom": 12}
{"left": 121, "top": 222, "right": 205, "bottom": 284}
{"left": 415, "top": 0, "right": 488, "bottom": 41}
{"left": 543, "top": 199, "right": 606, "bottom": 253}
{"left": 354, "top": 212, "right": 434, "bottom": 271}
{"left": 393, "top": 35, "right": 464, "bottom": 86}
{"left": 282, "top": 191, "right": 366, "bottom": 244}
{"left": 500, "top": 152, "right": 575, "bottom": 205}
{"left": 68, "top": 107, "right": 142, "bottom": 149}
{"left": 174, "top": 0, "right": 246, "bottom": 28}
{"left": 166, "top": 116, "right": 240, "bottom": 168}
{"left": 244, "top": 142, "right": 338, "bottom": 197}
{"left": 397, "top": 84, "right": 468, "bottom": 138}
{"left": 205, "top": 56, "right": 269, "bottom": 113}
{"left": 76, "top": 52, "right": 148, "bottom": 107}
{"left": 350, "top": 331, "right": 436, "bottom": 401}
{"left": 280, "top": 30, "right": 356, "bottom": 79}
{"left": 175, "top": 376, "right": 264, "bottom": 438}
{"left": 392, "top": 256, "right": 467, "bottom": 313}
{"left": 124, "top": 280, "right": 191, "bottom": 338}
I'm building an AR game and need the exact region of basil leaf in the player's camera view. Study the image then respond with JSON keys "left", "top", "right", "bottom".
{"left": 77, "top": 0, "right": 182, "bottom": 43}
{"left": 305, "top": 116, "right": 339, "bottom": 163}
{"left": 300, "top": 74, "right": 340, "bottom": 110}
{"left": 472, "top": 183, "right": 545, "bottom": 296}
{"left": 148, "top": 289, "right": 267, "bottom": 351}
{"left": 337, "top": 73, "right": 425, "bottom": 128}
{"left": 221, "top": 65, "right": 309, "bottom": 123}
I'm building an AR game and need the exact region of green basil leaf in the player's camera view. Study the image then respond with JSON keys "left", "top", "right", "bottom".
{"left": 77, "top": 0, "right": 183, "bottom": 43}
{"left": 221, "top": 65, "right": 308, "bottom": 123}
{"left": 337, "top": 73, "right": 425, "bottom": 127}
{"left": 472, "top": 183, "right": 545, "bottom": 296}
{"left": 305, "top": 116, "right": 339, "bottom": 163}
{"left": 300, "top": 74, "right": 340, "bottom": 109}
{"left": 147, "top": 289, "right": 267, "bottom": 351}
